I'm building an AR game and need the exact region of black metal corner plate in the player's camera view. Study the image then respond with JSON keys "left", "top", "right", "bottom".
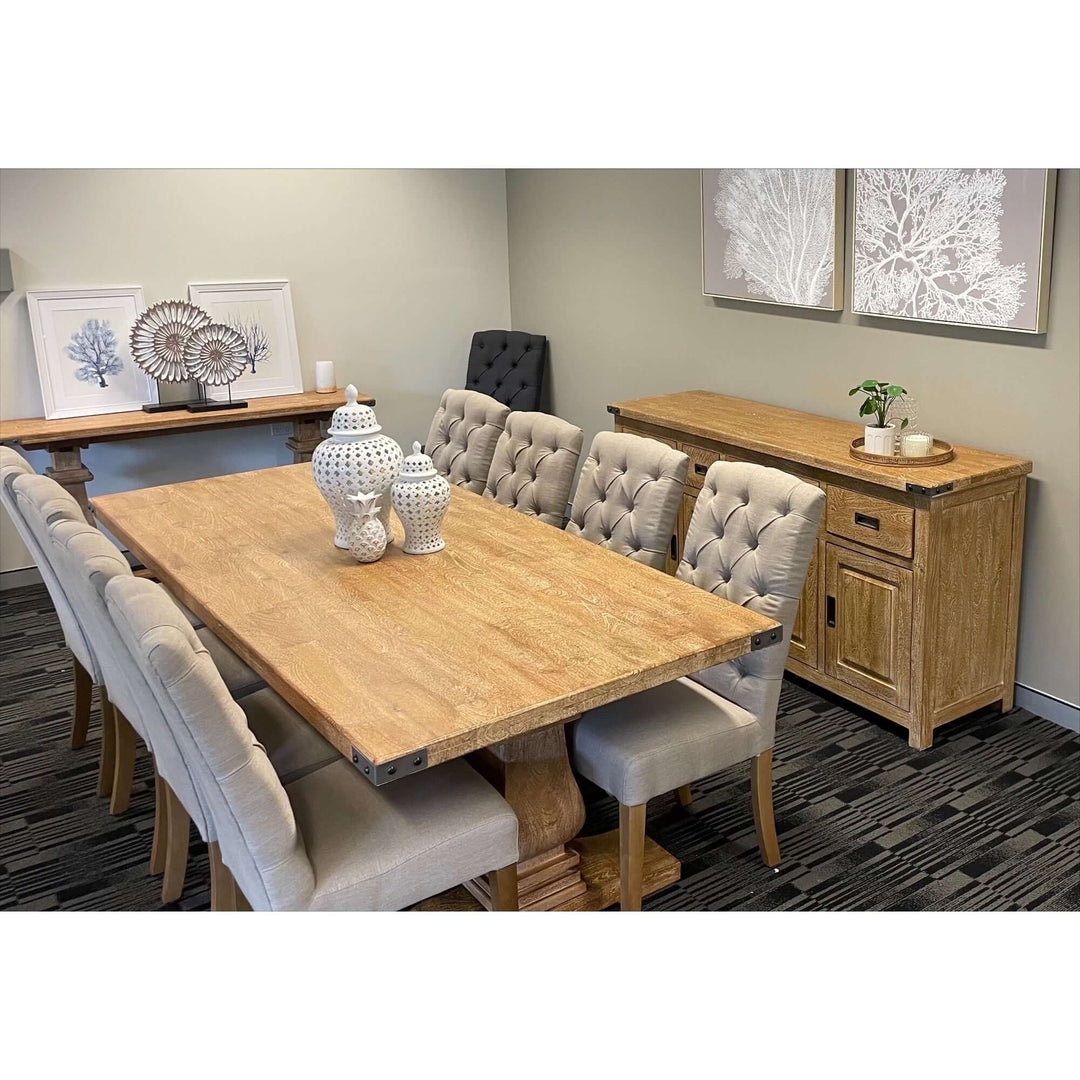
{"left": 905, "top": 481, "right": 954, "bottom": 497}
{"left": 350, "top": 746, "right": 429, "bottom": 786}
{"left": 750, "top": 626, "right": 783, "bottom": 651}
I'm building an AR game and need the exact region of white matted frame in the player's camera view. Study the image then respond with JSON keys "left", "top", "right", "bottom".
{"left": 187, "top": 280, "right": 303, "bottom": 399}
{"left": 701, "top": 169, "right": 845, "bottom": 311}
{"left": 851, "top": 169, "right": 1057, "bottom": 334}
{"left": 27, "top": 287, "right": 156, "bottom": 419}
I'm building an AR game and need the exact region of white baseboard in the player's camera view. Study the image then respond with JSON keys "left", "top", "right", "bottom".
{"left": 0, "top": 565, "right": 41, "bottom": 591}
{"left": 1014, "top": 684, "right": 1080, "bottom": 733}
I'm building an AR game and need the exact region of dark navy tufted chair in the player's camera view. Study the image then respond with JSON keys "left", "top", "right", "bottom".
{"left": 465, "top": 330, "right": 547, "bottom": 412}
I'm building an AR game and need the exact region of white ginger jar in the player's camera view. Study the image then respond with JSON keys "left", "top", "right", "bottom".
{"left": 345, "top": 492, "right": 389, "bottom": 563}
{"left": 391, "top": 441, "right": 451, "bottom": 555}
{"left": 311, "top": 384, "right": 403, "bottom": 549}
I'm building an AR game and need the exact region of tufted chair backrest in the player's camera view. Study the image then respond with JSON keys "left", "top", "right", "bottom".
{"left": 426, "top": 388, "right": 510, "bottom": 493}
{"left": 465, "top": 330, "right": 547, "bottom": 412}
{"left": 565, "top": 432, "right": 688, "bottom": 570}
{"left": 48, "top": 519, "right": 212, "bottom": 841}
{"left": 8, "top": 468, "right": 101, "bottom": 683}
{"left": 484, "top": 411, "right": 584, "bottom": 527}
{"left": 678, "top": 461, "right": 824, "bottom": 735}
{"left": 105, "top": 576, "right": 314, "bottom": 910}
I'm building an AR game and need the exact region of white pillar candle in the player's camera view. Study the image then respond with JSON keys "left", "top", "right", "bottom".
{"left": 901, "top": 433, "right": 933, "bottom": 457}
{"left": 314, "top": 361, "right": 336, "bottom": 394}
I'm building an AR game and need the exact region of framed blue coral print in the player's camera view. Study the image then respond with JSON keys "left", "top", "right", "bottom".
{"left": 27, "top": 287, "right": 157, "bottom": 418}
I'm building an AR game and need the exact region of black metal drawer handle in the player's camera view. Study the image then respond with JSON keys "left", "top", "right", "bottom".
{"left": 670, "top": 534, "right": 678, "bottom": 560}
{"left": 854, "top": 512, "right": 880, "bottom": 531}
{"left": 694, "top": 462, "right": 709, "bottom": 475}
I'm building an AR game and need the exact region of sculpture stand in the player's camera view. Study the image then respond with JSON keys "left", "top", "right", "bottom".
{"left": 186, "top": 381, "right": 247, "bottom": 413}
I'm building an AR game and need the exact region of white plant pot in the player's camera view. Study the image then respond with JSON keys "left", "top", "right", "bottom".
{"left": 863, "top": 424, "right": 897, "bottom": 456}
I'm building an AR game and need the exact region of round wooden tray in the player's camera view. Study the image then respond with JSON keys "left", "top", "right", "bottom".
{"left": 849, "top": 437, "right": 955, "bottom": 468}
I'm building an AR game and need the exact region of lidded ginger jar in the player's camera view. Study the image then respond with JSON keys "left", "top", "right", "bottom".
{"left": 391, "top": 441, "right": 451, "bottom": 554}
{"left": 312, "top": 385, "right": 403, "bottom": 548}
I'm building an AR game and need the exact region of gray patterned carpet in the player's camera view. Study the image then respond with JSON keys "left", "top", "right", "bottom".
{"left": 1, "top": 580, "right": 1077, "bottom": 911}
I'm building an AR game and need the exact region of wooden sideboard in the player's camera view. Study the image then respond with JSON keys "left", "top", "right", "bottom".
{"left": 609, "top": 391, "right": 1032, "bottom": 749}
{"left": 0, "top": 389, "right": 372, "bottom": 525}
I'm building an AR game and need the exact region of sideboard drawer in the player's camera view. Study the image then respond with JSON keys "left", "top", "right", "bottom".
{"left": 681, "top": 443, "right": 721, "bottom": 490}
{"left": 827, "top": 487, "right": 914, "bottom": 558}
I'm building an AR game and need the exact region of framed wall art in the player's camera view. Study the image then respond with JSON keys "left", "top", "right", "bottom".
{"left": 701, "top": 169, "right": 845, "bottom": 310}
{"left": 186, "top": 280, "right": 303, "bottom": 399}
{"left": 852, "top": 169, "right": 1057, "bottom": 333}
{"left": 27, "top": 287, "right": 157, "bottom": 419}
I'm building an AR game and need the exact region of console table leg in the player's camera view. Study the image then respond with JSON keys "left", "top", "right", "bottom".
{"left": 44, "top": 444, "right": 94, "bottom": 525}
{"left": 286, "top": 416, "right": 324, "bottom": 463}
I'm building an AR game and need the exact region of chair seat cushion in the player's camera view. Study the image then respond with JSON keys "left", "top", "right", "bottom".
{"left": 194, "top": 627, "right": 264, "bottom": 698}
{"left": 286, "top": 758, "right": 518, "bottom": 911}
{"left": 570, "top": 677, "right": 769, "bottom": 807}
{"left": 239, "top": 687, "right": 340, "bottom": 785}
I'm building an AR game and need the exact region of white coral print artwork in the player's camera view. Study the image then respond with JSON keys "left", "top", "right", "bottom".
{"left": 853, "top": 169, "right": 1053, "bottom": 331}
{"left": 702, "top": 169, "right": 841, "bottom": 309}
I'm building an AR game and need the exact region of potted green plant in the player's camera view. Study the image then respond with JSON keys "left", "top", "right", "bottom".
{"left": 849, "top": 379, "right": 909, "bottom": 456}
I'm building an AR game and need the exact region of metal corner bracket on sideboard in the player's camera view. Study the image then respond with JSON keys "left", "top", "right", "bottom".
{"left": 905, "top": 481, "right": 955, "bottom": 497}
{"left": 351, "top": 745, "right": 428, "bottom": 785}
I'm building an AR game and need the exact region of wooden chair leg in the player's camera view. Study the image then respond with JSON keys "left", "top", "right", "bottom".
{"left": 71, "top": 657, "right": 92, "bottom": 750}
{"left": 161, "top": 780, "right": 190, "bottom": 904}
{"left": 149, "top": 763, "right": 167, "bottom": 875}
{"left": 751, "top": 749, "right": 781, "bottom": 868}
{"left": 208, "top": 841, "right": 239, "bottom": 912}
{"left": 96, "top": 694, "right": 117, "bottom": 797}
{"left": 676, "top": 784, "right": 693, "bottom": 808}
{"left": 488, "top": 864, "right": 520, "bottom": 911}
{"left": 619, "top": 802, "right": 647, "bottom": 911}
{"left": 110, "top": 709, "right": 137, "bottom": 815}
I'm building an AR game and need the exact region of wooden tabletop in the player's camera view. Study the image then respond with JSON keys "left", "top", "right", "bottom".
{"left": 609, "top": 391, "right": 1032, "bottom": 494}
{"left": 93, "top": 464, "right": 778, "bottom": 773}
{"left": 0, "top": 389, "right": 370, "bottom": 450}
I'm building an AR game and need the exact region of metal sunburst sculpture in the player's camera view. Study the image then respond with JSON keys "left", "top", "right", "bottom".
{"left": 129, "top": 300, "right": 211, "bottom": 383}
{"left": 127, "top": 299, "right": 251, "bottom": 413}
{"left": 184, "top": 323, "right": 248, "bottom": 386}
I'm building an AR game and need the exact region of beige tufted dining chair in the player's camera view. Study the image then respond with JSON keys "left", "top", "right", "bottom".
{"left": 106, "top": 575, "right": 521, "bottom": 911}
{"left": 426, "top": 388, "right": 510, "bottom": 493}
{"left": 2, "top": 446, "right": 99, "bottom": 753}
{"left": 570, "top": 461, "right": 824, "bottom": 910}
{"left": 11, "top": 469, "right": 268, "bottom": 802}
{"left": 47, "top": 519, "right": 340, "bottom": 902}
{"left": 564, "top": 432, "right": 688, "bottom": 570}
{"left": 483, "top": 411, "right": 584, "bottom": 527}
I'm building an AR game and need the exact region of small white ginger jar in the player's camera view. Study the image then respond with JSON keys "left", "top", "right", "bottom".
{"left": 391, "top": 441, "right": 451, "bottom": 555}
{"left": 345, "top": 492, "right": 389, "bottom": 563}
{"left": 311, "top": 384, "right": 403, "bottom": 549}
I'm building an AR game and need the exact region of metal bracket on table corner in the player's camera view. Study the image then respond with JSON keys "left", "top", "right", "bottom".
{"left": 350, "top": 745, "right": 428, "bottom": 786}
{"left": 750, "top": 626, "right": 783, "bottom": 651}
{"left": 606, "top": 405, "right": 621, "bottom": 415}
{"left": 905, "top": 481, "right": 954, "bottom": 497}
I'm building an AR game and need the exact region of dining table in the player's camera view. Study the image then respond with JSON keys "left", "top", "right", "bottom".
{"left": 92, "top": 462, "right": 782, "bottom": 911}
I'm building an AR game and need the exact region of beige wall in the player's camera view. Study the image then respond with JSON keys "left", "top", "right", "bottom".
{"left": 506, "top": 169, "right": 1080, "bottom": 707}
{"left": 0, "top": 168, "right": 511, "bottom": 571}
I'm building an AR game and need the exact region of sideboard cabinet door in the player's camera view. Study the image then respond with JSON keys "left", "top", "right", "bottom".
{"left": 824, "top": 543, "right": 913, "bottom": 710}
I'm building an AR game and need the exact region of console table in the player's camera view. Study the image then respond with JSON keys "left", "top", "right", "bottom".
{"left": 609, "top": 391, "right": 1032, "bottom": 749}
{"left": 0, "top": 389, "right": 372, "bottom": 525}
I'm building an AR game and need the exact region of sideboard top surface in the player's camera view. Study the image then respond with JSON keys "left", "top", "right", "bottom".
{"left": 609, "top": 391, "right": 1032, "bottom": 494}
{"left": 0, "top": 389, "right": 370, "bottom": 450}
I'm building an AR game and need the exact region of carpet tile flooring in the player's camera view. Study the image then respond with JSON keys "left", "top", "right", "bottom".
{"left": 1, "top": 582, "right": 1077, "bottom": 911}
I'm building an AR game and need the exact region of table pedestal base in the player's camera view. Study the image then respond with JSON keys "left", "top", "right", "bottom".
{"left": 418, "top": 831, "right": 680, "bottom": 912}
